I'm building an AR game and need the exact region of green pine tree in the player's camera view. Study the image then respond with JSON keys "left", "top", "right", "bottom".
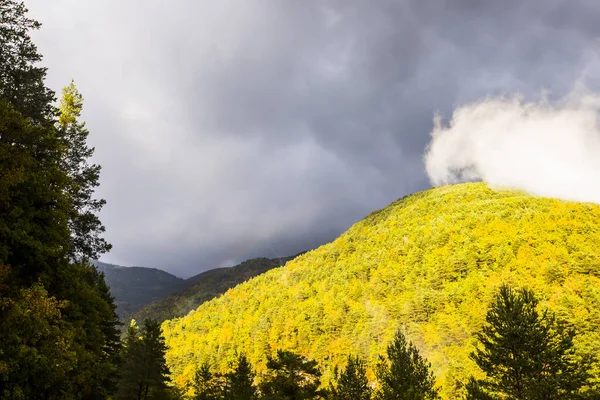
{"left": 466, "top": 285, "right": 592, "bottom": 400}
{"left": 0, "top": 1, "right": 54, "bottom": 122}
{"left": 0, "top": 94, "right": 70, "bottom": 287}
{"left": 57, "top": 80, "right": 111, "bottom": 261}
{"left": 0, "top": 94, "right": 117, "bottom": 399}
{"left": 0, "top": 4, "right": 120, "bottom": 399}
{"left": 51, "top": 261, "right": 122, "bottom": 398}
{"left": 117, "top": 320, "right": 146, "bottom": 399}
{"left": 223, "top": 353, "right": 256, "bottom": 400}
{"left": 374, "top": 330, "right": 439, "bottom": 400}
{"left": 464, "top": 378, "right": 495, "bottom": 400}
{"left": 141, "top": 319, "right": 171, "bottom": 399}
{"left": 259, "top": 350, "right": 326, "bottom": 400}
{"left": 190, "top": 363, "right": 223, "bottom": 400}
{"left": 94, "top": 267, "right": 123, "bottom": 395}
{"left": 330, "top": 356, "right": 372, "bottom": 400}
{"left": 117, "top": 319, "right": 171, "bottom": 400}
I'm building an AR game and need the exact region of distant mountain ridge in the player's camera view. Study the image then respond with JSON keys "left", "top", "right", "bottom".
{"left": 92, "top": 260, "right": 185, "bottom": 322}
{"left": 93, "top": 254, "right": 304, "bottom": 324}
{"left": 132, "top": 254, "right": 303, "bottom": 324}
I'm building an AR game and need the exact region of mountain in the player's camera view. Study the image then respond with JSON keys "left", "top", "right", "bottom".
{"left": 93, "top": 260, "right": 185, "bottom": 322}
{"left": 132, "top": 255, "right": 300, "bottom": 324}
{"left": 162, "top": 182, "right": 600, "bottom": 398}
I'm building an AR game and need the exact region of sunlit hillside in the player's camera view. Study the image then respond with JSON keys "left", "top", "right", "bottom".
{"left": 163, "top": 182, "right": 600, "bottom": 398}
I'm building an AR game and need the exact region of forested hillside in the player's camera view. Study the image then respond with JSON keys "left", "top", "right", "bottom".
{"left": 93, "top": 260, "right": 185, "bottom": 321}
{"left": 163, "top": 182, "right": 600, "bottom": 398}
{"left": 134, "top": 255, "right": 299, "bottom": 324}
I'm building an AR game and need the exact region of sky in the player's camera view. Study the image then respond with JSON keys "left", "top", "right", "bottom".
{"left": 25, "top": 0, "right": 600, "bottom": 277}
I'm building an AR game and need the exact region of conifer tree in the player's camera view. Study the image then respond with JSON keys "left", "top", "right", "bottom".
{"left": 191, "top": 363, "right": 223, "bottom": 400}
{"left": 0, "top": 3, "right": 120, "bottom": 399}
{"left": 330, "top": 355, "right": 372, "bottom": 400}
{"left": 117, "top": 319, "right": 171, "bottom": 400}
{"left": 0, "top": 93, "right": 70, "bottom": 286}
{"left": 223, "top": 353, "right": 256, "bottom": 400}
{"left": 466, "top": 285, "right": 591, "bottom": 400}
{"left": 259, "top": 350, "right": 326, "bottom": 400}
{"left": 117, "top": 320, "right": 146, "bottom": 399}
{"left": 57, "top": 81, "right": 111, "bottom": 261}
{"left": 94, "top": 267, "right": 123, "bottom": 394}
{"left": 0, "top": 1, "right": 54, "bottom": 122}
{"left": 54, "top": 82, "right": 118, "bottom": 397}
{"left": 141, "top": 319, "right": 171, "bottom": 399}
{"left": 374, "top": 330, "right": 439, "bottom": 400}
{"left": 52, "top": 261, "right": 122, "bottom": 398}
{"left": 0, "top": 4, "right": 111, "bottom": 271}
{"left": 0, "top": 91, "right": 121, "bottom": 399}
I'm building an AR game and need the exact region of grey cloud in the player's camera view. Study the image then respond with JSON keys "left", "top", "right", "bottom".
{"left": 25, "top": 0, "right": 600, "bottom": 277}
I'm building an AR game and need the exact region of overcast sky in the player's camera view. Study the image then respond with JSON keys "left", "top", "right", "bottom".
{"left": 25, "top": 0, "right": 600, "bottom": 277}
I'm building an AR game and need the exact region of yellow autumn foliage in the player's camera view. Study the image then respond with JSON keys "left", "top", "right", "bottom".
{"left": 162, "top": 182, "right": 600, "bottom": 398}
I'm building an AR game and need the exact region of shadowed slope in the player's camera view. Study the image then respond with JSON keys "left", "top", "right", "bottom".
{"left": 93, "top": 260, "right": 184, "bottom": 321}
{"left": 133, "top": 255, "right": 299, "bottom": 324}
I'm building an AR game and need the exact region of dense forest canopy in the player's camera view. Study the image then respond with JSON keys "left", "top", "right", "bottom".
{"left": 163, "top": 182, "right": 600, "bottom": 398}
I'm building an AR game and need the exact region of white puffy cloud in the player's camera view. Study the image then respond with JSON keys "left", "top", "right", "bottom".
{"left": 425, "top": 87, "right": 600, "bottom": 204}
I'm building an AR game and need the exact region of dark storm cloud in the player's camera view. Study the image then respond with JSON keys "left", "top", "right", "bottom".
{"left": 26, "top": 0, "right": 600, "bottom": 277}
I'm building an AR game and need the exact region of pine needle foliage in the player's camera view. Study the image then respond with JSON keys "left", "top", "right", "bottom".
{"left": 467, "top": 285, "right": 592, "bottom": 399}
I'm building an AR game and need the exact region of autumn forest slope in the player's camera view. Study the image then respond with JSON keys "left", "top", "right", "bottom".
{"left": 163, "top": 182, "right": 600, "bottom": 398}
